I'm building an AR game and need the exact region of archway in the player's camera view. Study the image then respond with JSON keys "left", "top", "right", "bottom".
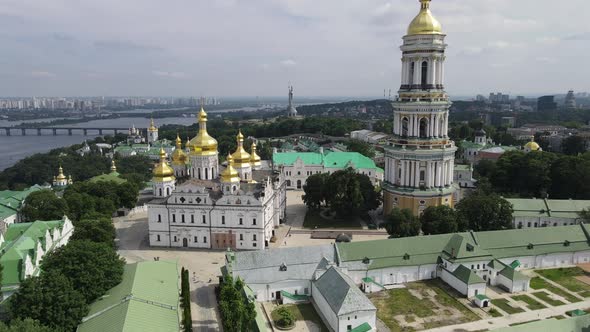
{"left": 182, "top": 238, "right": 188, "bottom": 247}
{"left": 421, "top": 61, "right": 428, "bottom": 87}
{"left": 402, "top": 117, "right": 409, "bottom": 137}
{"left": 419, "top": 118, "right": 428, "bottom": 138}
{"left": 297, "top": 180, "right": 302, "bottom": 189}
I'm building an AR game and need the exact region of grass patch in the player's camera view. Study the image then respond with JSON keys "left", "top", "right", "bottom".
{"left": 491, "top": 299, "right": 524, "bottom": 314}
{"left": 549, "top": 315, "right": 567, "bottom": 320}
{"left": 509, "top": 319, "right": 539, "bottom": 326}
{"left": 271, "top": 304, "right": 328, "bottom": 331}
{"left": 488, "top": 308, "right": 503, "bottom": 317}
{"left": 302, "top": 210, "right": 362, "bottom": 229}
{"left": 405, "top": 315, "right": 416, "bottom": 323}
{"left": 512, "top": 294, "right": 546, "bottom": 310}
{"left": 422, "top": 280, "right": 479, "bottom": 329}
{"left": 536, "top": 268, "right": 590, "bottom": 296}
{"left": 530, "top": 277, "right": 581, "bottom": 303}
{"left": 531, "top": 291, "right": 565, "bottom": 306}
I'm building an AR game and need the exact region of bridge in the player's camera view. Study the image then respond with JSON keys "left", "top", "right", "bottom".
{"left": 0, "top": 127, "right": 131, "bottom": 136}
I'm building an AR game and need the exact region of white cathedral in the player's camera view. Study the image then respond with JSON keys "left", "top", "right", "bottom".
{"left": 147, "top": 107, "right": 287, "bottom": 250}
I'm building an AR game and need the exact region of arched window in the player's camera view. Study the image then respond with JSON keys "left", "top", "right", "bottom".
{"left": 409, "top": 62, "right": 415, "bottom": 85}
{"left": 402, "top": 117, "right": 409, "bottom": 137}
{"left": 205, "top": 168, "right": 209, "bottom": 179}
{"left": 419, "top": 118, "right": 428, "bottom": 138}
{"left": 159, "top": 188, "right": 162, "bottom": 196}
{"left": 211, "top": 167, "right": 215, "bottom": 178}
{"left": 421, "top": 61, "right": 428, "bottom": 87}
{"left": 197, "top": 168, "right": 201, "bottom": 179}
{"left": 166, "top": 188, "right": 170, "bottom": 196}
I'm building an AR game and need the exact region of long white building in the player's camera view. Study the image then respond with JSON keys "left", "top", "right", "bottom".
{"left": 147, "top": 107, "right": 287, "bottom": 250}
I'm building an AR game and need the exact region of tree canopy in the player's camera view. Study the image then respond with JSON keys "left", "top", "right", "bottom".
{"left": 0, "top": 318, "right": 59, "bottom": 332}
{"left": 21, "top": 190, "right": 68, "bottom": 222}
{"left": 218, "top": 276, "right": 256, "bottom": 332}
{"left": 70, "top": 218, "right": 117, "bottom": 248}
{"left": 456, "top": 192, "right": 513, "bottom": 231}
{"left": 381, "top": 208, "right": 421, "bottom": 238}
{"left": 420, "top": 205, "right": 462, "bottom": 235}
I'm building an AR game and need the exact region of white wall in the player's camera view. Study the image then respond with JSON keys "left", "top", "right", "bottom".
{"left": 312, "top": 282, "right": 339, "bottom": 332}
{"left": 244, "top": 280, "right": 312, "bottom": 302}
{"left": 337, "top": 310, "right": 376, "bottom": 332}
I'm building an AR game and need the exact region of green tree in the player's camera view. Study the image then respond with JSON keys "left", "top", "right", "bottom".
{"left": 345, "top": 139, "right": 375, "bottom": 158}
{"left": 326, "top": 168, "right": 363, "bottom": 217}
{"left": 41, "top": 240, "right": 125, "bottom": 303}
{"left": 562, "top": 135, "right": 587, "bottom": 156}
{"left": 218, "top": 276, "right": 256, "bottom": 332}
{"left": 456, "top": 192, "right": 513, "bottom": 231}
{"left": 0, "top": 318, "right": 59, "bottom": 332}
{"left": 10, "top": 271, "right": 88, "bottom": 331}
{"left": 274, "top": 306, "right": 295, "bottom": 328}
{"left": 64, "top": 192, "right": 95, "bottom": 221}
{"left": 302, "top": 173, "right": 329, "bottom": 209}
{"left": 71, "top": 218, "right": 117, "bottom": 247}
{"left": 420, "top": 205, "right": 461, "bottom": 235}
{"left": 381, "top": 208, "right": 421, "bottom": 238}
{"left": 21, "top": 190, "right": 68, "bottom": 221}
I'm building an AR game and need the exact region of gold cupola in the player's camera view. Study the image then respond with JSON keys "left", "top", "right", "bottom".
{"left": 110, "top": 160, "right": 118, "bottom": 173}
{"left": 56, "top": 165, "right": 66, "bottom": 181}
{"left": 250, "top": 142, "right": 262, "bottom": 168}
{"left": 152, "top": 148, "right": 175, "bottom": 182}
{"left": 188, "top": 106, "right": 218, "bottom": 156}
{"left": 221, "top": 154, "right": 240, "bottom": 183}
{"left": 171, "top": 134, "right": 188, "bottom": 165}
{"left": 148, "top": 118, "right": 158, "bottom": 132}
{"left": 231, "top": 130, "right": 251, "bottom": 166}
{"left": 407, "top": 0, "right": 442, "bottom": 36}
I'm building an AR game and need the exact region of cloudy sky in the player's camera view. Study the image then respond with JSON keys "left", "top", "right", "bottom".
{"left": 0, "top": 0, "right": 588, "bottom": 97}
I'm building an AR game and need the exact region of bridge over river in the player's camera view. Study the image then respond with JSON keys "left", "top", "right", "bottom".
{"left": 0, "top": 127, "right": 131, "bottom": 136}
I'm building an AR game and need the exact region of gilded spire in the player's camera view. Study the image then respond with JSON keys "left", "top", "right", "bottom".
{"left": 188, "top": 105, "right": 218, "bottom": 156}
{"left": 172, "top": 134, "right": 188, "bottom": 165}
{"left": 110, "top": 160, "right": 117, "bottom": 173}
{"left": 231, "top": 130, "right": 250, "bottom": 166}
{"left": 250, "top": 142, "right": 261, "bottom": 167}
{"left": 221, "top": 154, "right": 240, "bottom": 183}
{"left": 153, "top": 148, "right": 175, "bottom": 181}
{"left": 56, "top": 165, "right": 66, "bottom": 181}
{"left": 407, "top": 0, "right": 442, "bottom": 35}
{"left": 148, "top": 118, "right": 158, "bottom": 132}
{"left": 175, "top": 133, "right": 182, "bottom": 148}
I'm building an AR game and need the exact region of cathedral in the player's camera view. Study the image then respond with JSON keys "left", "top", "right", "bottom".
{"left": 147, "top": 106, "right": 287, "bottom": 250}
{"left": 383, "top": 0, "right": 456, "bottom": 216}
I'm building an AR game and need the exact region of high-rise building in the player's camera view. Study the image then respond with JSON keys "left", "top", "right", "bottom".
{"left": 383, "top": 0, "right": 456, "bottom": 216}
{"left": 537, "top": 95, "right": 557, "bottom": 111}
{"left": 565, "top": 90, "right": 577, "bottom": 110}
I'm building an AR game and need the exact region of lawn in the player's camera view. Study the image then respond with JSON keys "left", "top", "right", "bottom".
{"left": 530, "top": 277, "right": 581, "bottom": 303}
{"left": 512, "top": 294, "right": 546, "bottom": 310}
{"left": 271, "top": 304, "right": 328, "bottom": 331}
{"left": 303, "top": 210, "right": 362, "bottom": 229}
{"left": 531, "top": 291, "right": 565, "bottom": 306}
{"left": 491, "top": 299, "right": 524, "bottom": 315}
{"left": 536, "top": 268, "right": 590, "bottom": 297}
{"left": 421, "top": 280, "right": 479, "bottom": 329}
{"left": 488, "top": 308, "right": 503, "bottom": 317}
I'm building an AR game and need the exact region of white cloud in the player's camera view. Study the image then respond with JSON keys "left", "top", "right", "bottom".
{"left": 29, "top": 71, "right": 55, "bottom": 78}
{"left": 280, "top": 59, "right": 297, "bottom": 67}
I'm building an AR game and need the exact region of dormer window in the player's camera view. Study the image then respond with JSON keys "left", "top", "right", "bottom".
{"left": 279, "top": 263, "right": 287, "bottom": 271}
{"left": 527, "top": 243, "right": 534, "bottom": 249}
{"left": 403, "top": 253, "right": 410, "bottom": 260}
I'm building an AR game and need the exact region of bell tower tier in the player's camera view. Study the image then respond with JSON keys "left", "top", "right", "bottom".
{"left": 383, "top": 0, "right": 456, "bottom": 216}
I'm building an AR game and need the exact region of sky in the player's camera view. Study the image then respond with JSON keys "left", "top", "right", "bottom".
{"left": 0, "top": 0, "right": 588, "bottom": 98}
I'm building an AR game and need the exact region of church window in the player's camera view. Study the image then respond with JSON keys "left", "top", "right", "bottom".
{"left": 180, "top": 197, "right": 186, "bottom": 203}
{"left": 172, "top": 214, "right": 176, "bottom": 223}
{"left": 240, "top": 234, "right": 243, "bottom": 241}
{"left": 157, "top": 214, "right": 161, "bottom": 223}
{"left": 222, "top": 216, "right": 225, "bottom": 224}
{"left": 174, "top": 236, "right": 177, "bottom": 242}
{"left": 196, "top": 197, "right": 202, "bottom": 203}
{"left": 297, "top": 171, "right": 301, "bottom": 175}
{"left": 202, "top": 215, "right": 206, "bottom": 224}
{"left": 191, "top": 215, "right": 194, "bottom": 223}
{"left": 239, "top": 218, "right": 243, "bottom": 225}
{"left": 194, "top": 236, "right": 198, "bottom": 243}
{"left": 253, "top": 218, "right": 257, "bottom": 225}
{"left": 421, "top": 61, "right": 428, "bottom": 87}
{"left": 159, "top": 188, "right": 162, "bottom": 196}
{"left": 253, "top": 243, "right": 257, "bottom": 247}
{"left": 157, "top": 235, "right": 161, "bottom": 242}
{"left": 181, "top": 215, "right": 185, "bottom": 223}
{"left": 204, "top": 236, "right": 207, "bottom": 243}
{"left": 419, "top": 118, "right": 428, "bottom": 138}
{"left": 167, "top": 188, "right": 170, "bottom": 196}
{"left": 420, "top": 171, "right": 425, "bottom": 181}
{"left": 409, "top": 62, "right": 415, "bottom": 85}
{"left": 205, "top": 168, "right": 209, "bottom": 179}
{"left": 253, "top": 234, "right": 257, "bottom": 241}
{"left": 402, "top": 117, "right": 409, "bottom": 137}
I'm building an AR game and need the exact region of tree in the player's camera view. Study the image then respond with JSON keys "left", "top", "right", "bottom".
{"left": 345, "top": 139, "right": 375, "bottom": 158}
{"left": 273, "top": 306, "right": 295, "bottom": 328}
{"left": 357, "top": 173, "right": 382, "bottom": 213}
{"left": 0, "top": 318, "right": 59, "bottom": 332}
{"left": 562, "top": 135, "right": 587, "bottom": 156}
{"left": 21, "top": 190, "right": 68, "bottom": 222}
{"left": 71, "top": 218, "right": 117, "bottom": 247}
{"left": 326, "top": 168, "right": 363, "bottom": 217}
{"left": 218, "top": 276, "right": 256, "bottom": 332}
{"left": 381, "top": 208, "right": 421, "bottom": 238}
{"left": 579, "top": 209, "right": 590, "bottom": 224}
{"left": 64, "top": 192, "right": 95, "bottom": 221}
{"left": 10, "top": 271, "right": 88, "bottom": 331}
{"left": 41, "top": 240, "right": 125, "bottom": 303}
{"left": 456, "top": 192, "right": 513, "bottom": 231}
{"left": 420, "top": 205, "right": 461, "bottom": 235}
{"left": 302, "top": 173, "right": 329, "bottom": 209}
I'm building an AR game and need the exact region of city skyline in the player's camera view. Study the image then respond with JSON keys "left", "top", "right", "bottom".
{"left": 0, "top": 0, "right": 588, "bottom": 97}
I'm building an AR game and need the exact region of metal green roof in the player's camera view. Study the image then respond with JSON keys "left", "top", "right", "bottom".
{"left": 499, "top": 266, "right": 529, "bottom": 281}
{"left": 89, "top": 172, "right": 127, "bottom": 184}
{"left": 0, "top": 185, "right": 43, "bottom": 219}
{"left": 451, "top": 265, "right": 485, "bottom": 285}
{"left": 78, "top": 260, "right": 180, "bottom": 332}
{"left": 0, "top": 219, "right": 65, "bottom": 286}
{"left": 507, "top": 198, "right": 590, "bottom": 219}
{"left": 350, "top": 322, "right": 372, "bottom": 332}
{"left": 273, "top": 151, "right": 379, "bottom": 170}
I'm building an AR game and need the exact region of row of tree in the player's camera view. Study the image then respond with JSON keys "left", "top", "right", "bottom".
{"left": 22, "top": 179, "right": 140, "bottom": 222}
{"left": 476, "top": 150, "right": 590, "bottom": 199}
{"left": 180, "top": 267, "right": 193, "bottom": 332}
{"left": 9, "top": 217, "right": 124, "bottom": 331}
{"left": 302, "top": 168, "right": 381, "bottom": 218}
{"left": 381, "top": 190, "right": 514, "bottom": 238}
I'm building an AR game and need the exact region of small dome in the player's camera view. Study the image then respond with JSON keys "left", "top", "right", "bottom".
{"left": 171, "top": 134, "right": 188, "bottom": 165}
{"left": 524, "top": 140, "right": 541, "bottom": 152}
{"left": 148, "top": 118, "right": 158, "bottom": 132}
{"left": 407, "top": 0, "right": 443, "bottom": 36}
{"left": 153, "top": 149, "right": 175, "bottom": 181}
{"left": 231, "top": 130, "right": 251, "bottom": 166}
{"left": 475, "top": 129, "right": 486, "bottom": 137}
{"left": 335, "top": 233, "right": 352, "bottom": 243}
{"left": 221, "top": 154, "right": 240, "bottom": 183}
{"left": 188, "top": 107, "right": 218, "bottom": 156}
{"left": 56, "top": 165, "right": 67, "bottom": 181}
{"left": 250, "top": 142, "right": 262, "bottom": 164}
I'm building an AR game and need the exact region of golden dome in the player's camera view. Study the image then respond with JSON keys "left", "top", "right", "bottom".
{"left": 250, "top": 142, "right": 261, "bottom": 166}
{"left": 524, "top": 139, "right": 541, "bottom": 152}
{"left": 110, "top": 160, "right": 117, "bottom": 173}
{"left": 231, "top": 130, "right": 251, "bottom": 166}
{"left": 153, "top": 148, "right": 175, "bottom": 182}
{"left": 188, "top": 106, "right": 218, "bottom": 156}
{"left": 221, "top": 154, "right": 240, "bottom": 183}
{"left": 148, "top": 118, "right": 158, "bottom": 132}
{"left": 407, "top": 0, "right": 443, "bottom": 36}
{"left": 171, "top": 134, "right": 188, "bottom": 165}
{"left": 56, "top": 165, "right": 66, "bottom": 181}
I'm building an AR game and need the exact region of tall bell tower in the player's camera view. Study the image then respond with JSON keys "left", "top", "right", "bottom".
{"left": 383, "top": 0, "right": 456, "bottom": 216}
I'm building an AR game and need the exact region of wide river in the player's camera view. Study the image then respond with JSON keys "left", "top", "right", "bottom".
{"left": 0, "top": 116, "right": 200, "bottom": 171}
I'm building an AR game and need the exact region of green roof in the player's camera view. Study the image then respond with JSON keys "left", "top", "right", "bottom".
{"left": 78, "top": 261, "right": 180, "bottom": 332}
{"left": 451, "top": 265, "right": 485, "bottom": 285}
{"left": 273, "top": 151, "right": 379, "bottom": 170}
{"left": 280, "top": 290, "right": 309, "bottom": 301}
{"left": 0, "top": 219, "right": 66, "bottom": 286}
{"left": 475, "top": 294, "right": 490, "bottom": 301}
{"left": 507, "top": 198, "right": 590, "bottom": 219}
{"left": 349, "top": 322, "right": 372, "bottom": 332}
{"left": 493, "top": 315, "right": 590, "bottom": 332}
{"left": 89, "top": 172, "right": 127, "bottom": 184}
{"left": 499, "top": 266, "right": 529, "bottom": 281}
{"left": 0, "top": 185, "right": 43, "bottom": 219}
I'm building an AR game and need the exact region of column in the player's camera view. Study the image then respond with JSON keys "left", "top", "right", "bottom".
{"left": 402, "top": 60, "right": 408, "bottom": 85}
{"left": 428, "top": 59, "right": 435, "bottom": 86}
{"left": 415, "top": 115, "right": 420, "bottom": 137}
{"left": 429, "top": 114, "right": 434, "bottom": 137}
{"left": 392, "top": 160, "right": 397, "bottom": 184}
{"left": 431, "top": 59, "right": 437, "bottom": 86}
{"left": 426, "top": 161, "right": 431, "bottom": 188}
{"left": 443, "top": 113, "right": 448, "bottom": 137}
{"left": 414, "top": 161, "right": 420, "bottom": 187}
{"left": 436, "top": 58, "right": 443, "bottom": 85}
{"left": 434, "top": 114, "right": 439, "bottom": 138}
{"left": 448, "top": 160, "right": 454, "bottom": 185}
{"left": 413, "top": 60, "right": 420, "bottom": 86}
{"left": 436, "top": 162, "right": 442, "bottom": 187}
{"left": 440, "top": 57, "right": 445, "bottom": 85}
{"left": 400, "top": 161, "right": 406, "bottom": 186}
